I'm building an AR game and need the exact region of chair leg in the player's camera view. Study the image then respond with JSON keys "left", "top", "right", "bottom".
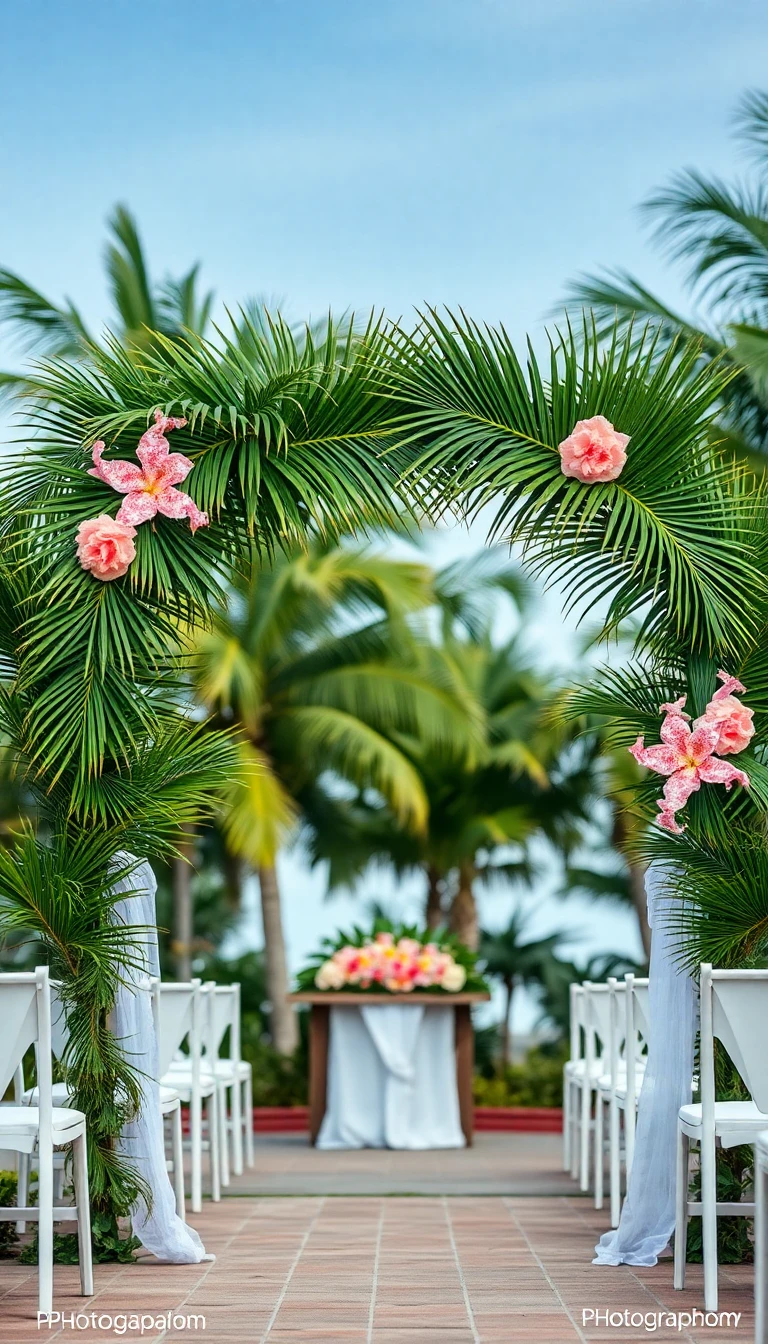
{"left": 563, "top": 1075, "right": 571, "bottom": 1172}
{"left": 190, "top": 1094, "right": 202, "bottom": 1214}
{"left": 232, "top": 1074, "right": 243, "bottom": 1177}
{"left": 570, "top": 1083, "right": 580, "bottom": 1181}
{"left": 673, "top": 1125, "right": 689, "bottom": 1289}
{"left": 16, "top": 1152, "right": 29, "bottom": 1234}
{"left": 72, "top": 1133, "right": 93, "bottom": 1297}
{"left": 609, "top": 1095, "right": 621, "bottom": 1228}
{"left": 37, "top": 1143, "right": 54, "bottom": 1318}
{"left": 171, "top": 1105, "right": 185, "bottom": 1221}
{"left": 219, "top": 1085, "right": 230, "bottom": 1188}
{"left": 701, "top": 1133, "right": 719, "bottom": 1313}
{"left": 757, "top": 1163, "right": 766, "bottom": 1344}
{"left": 244, "top": 1073, "right": 254, "bottom": 1169}
{"left": 207, "top": 1092, "right": 220, "bottom": 1203}
{"left": 579, "top": 1080, "right": 591, "bottom": 1192}
{"left": 594, "top": 1095, "right": 605, "bottom": 1210}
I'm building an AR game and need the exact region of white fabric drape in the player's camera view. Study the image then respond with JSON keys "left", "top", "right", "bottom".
{"left": 111, "top": 858, "right": 210, "bottom": 1263}
{"left": 317, "top": 1003, "right": 465, "bottom": 1150}
{"left": 593, "top": 864, "right": 697, "bottom": 1266}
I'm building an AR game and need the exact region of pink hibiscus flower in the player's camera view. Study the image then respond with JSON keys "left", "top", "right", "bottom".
{"left": 558, "top": 415, "right": 630, "bottom": 484}
{"left": 88, "top": 410, "right": 209, "bottom": 533}
{"left": 695, "top": 670, "right": 755, "bottom": 756}
{"left": 629, "top": 698, "right": 750, "bottom": 834}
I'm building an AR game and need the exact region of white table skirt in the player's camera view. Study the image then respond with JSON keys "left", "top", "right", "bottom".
{"left": 317, "top": 1003, "right": 466, "bottom": 1150}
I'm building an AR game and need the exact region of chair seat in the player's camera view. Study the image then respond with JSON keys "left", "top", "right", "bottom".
{"left": 209, "top": 1058, "right": 250, "bottom": 1081}
{"left": 565, "top": 1058, "right": 605, "bottom": 1081}
{"left": 598, "top": 1066, "right": 646, "bottom": 1097}
{"left": 160, "top": 1069, "right": 216, "bottom": 1099}
{"left": 0, "top": 1106, "right": 86, "bottom": 1153}
{"left": 23, "top": 1082, "right": 180, "bottom": 1113}
{"left": 680, "top": 1100, "right": 768, "bottom": 1149}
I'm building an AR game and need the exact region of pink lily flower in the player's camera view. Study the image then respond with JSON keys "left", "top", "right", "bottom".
{"left": 88, "top": 410, "right": 209, "bottom": 533}
{"left": 629, "top": 699, "right": 749, "bottom": 834}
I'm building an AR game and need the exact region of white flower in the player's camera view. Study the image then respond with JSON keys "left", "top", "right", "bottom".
{"left": 315, "top": 959, "right": 345, "bottom": 990}
{"left": 440, "top": 961, "right": 467, "bottom": 993}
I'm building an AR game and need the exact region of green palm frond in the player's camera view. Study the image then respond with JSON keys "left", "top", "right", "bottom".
{"left": 391, "top": 311, "right": 759, "bottom": 653}
{"left": 276, "top": 704, "right": 428, "bottom": 832}
{"left": 642, "top": 172, "right": 768, "bottom": 316}
{"left": 0, "top": 270, "right": 89, "bottom": 364}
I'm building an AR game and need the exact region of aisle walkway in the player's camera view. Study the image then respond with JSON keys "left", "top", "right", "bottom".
{"left": 0, "top": 1194, "right": 752, "bottom": 1343}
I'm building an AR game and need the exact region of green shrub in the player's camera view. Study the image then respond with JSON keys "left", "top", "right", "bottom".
{"left": 472, "top": 1045, "right": 567, "bottom": 1108}
{"left": 0, "top": 1171, "right": 18, "bottom": 1257}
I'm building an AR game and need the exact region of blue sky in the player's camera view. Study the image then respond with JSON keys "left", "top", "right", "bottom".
{"left": 3, "top": 0, "right": 767, "bottom": 1023}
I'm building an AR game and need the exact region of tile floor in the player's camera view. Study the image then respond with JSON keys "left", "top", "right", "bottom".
{"left": 0, "top": 1194, "right": 753, "bottom": 1344}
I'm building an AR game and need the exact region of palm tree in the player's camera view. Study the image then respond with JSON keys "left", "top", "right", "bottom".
{"left": 563, "top": 89, "right": 768, "bottom": 467}
{"left": 0, "top": 204, "right": 214, "bottom": 391}
{"left": 189, "top": 539, "right": 482, "bottom": 1052}
{"left": 307, "top": 615, "right": 594, "bottom": 951}
{"left": 479, "top": 910, "right": 567, "bottom": 1068}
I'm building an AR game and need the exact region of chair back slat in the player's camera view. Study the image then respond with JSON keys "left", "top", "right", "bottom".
{"left": 712, "top": 974, "right": 768, "bottom": 1112}
{"left": 154, "top": 982, "right": 198, "bottom": 1078}
{"left": 0, "top": 980, "right": 39, "bottom": 1099}
{"left": 633, "top": 981, "right": 650, "bottom": 1044}
{"left": 206, "top": 986, "right": 236, "bottom": 1057}
{"left": 585, "top": 983, "right": 613, "bottom": 1051}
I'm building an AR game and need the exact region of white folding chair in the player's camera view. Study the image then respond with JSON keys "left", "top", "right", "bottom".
{"left": 755, "top": 1130, "right": 768, "bottom": 1344}
{"left": 578, "top": 981, "right": 611, "bottom": 1193}
{"left": 594, "top": 978, "right": 626, "bottom": 1222}
{"left": 154, "top": 979, "right": 220, "bottom": 1213}
{"left": 564, "top": 983, "right": 607, "bottom": 1187}
{"left": 202, "top": 985, "right": 253, "bottom": 1180}
{"left": 617, "top": 974, "right": 649, "bottom": 1184}
{"left": 563, "top": 982, "right": 583, "bottom": 1174}
{"left": 16, "top": 981, "right": 186, "bottom": 1223}
{"left": 674, "top": 964, "right": 768, "bottom": 1311}
{"left": 0, "top": 968, "right": 93, "bottom": 1315}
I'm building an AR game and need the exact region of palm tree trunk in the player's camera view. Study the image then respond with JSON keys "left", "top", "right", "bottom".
{"left": 172, "top": 826, "right": 195, "bottom": 981}
{"left": 425, "top": 864, "right": 444, "bottom": 930}
{"left": 257, "top": 864, "right": 298, "bottom": 1056}
{"left": 628, "top": 860, "right": 651, "bottom": 959}
{"left": 449, "top": 861, "right": 478, "bottom": 951}
{"left": 501, "top": 978, "right": 514, "bottom": 1070}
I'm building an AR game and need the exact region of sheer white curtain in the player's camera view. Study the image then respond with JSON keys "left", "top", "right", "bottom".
{"left": 593, "top": 865, "right": 697, "bottom": 1266}
{"left": 111, "top": 857, "right": 211, "bottom": 1263}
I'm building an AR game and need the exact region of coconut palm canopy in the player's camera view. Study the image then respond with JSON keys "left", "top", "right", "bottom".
{"left": 385, "top": 311, "right": 768, "bottom": 968}
{"left": 564, "top": 89, "right": 768, "bottom": 468}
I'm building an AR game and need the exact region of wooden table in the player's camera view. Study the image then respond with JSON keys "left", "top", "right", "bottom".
{"left": 288, "top": 992, "right": 490, "bottom": 1146}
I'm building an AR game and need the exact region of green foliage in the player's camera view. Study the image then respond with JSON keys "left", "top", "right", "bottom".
{"left": 20, "top": 1214, "right": 140, "bottom": 1266}
{"left": 0, "top": 1171, "right": 18, "bottom": 1257}
{"left": 472, "top": 1045, "right": 567, "bottom": 1108}
{"left": 564, "top": 89, "right": 768, "bottom": 464}
{"left": 295, "top": 917, "right": 489, "bottom": 995}
{"left": 387, "top": 312, "right": 760, "bottom": 655}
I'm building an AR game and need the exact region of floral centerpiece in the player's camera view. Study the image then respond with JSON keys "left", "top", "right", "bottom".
{"left": 296, "top": 920, "right": 489, "bottom": 996}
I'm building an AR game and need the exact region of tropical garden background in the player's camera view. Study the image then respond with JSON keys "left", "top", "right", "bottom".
{"left": 3, "top": 61, "right": 768, "bottom": 1177}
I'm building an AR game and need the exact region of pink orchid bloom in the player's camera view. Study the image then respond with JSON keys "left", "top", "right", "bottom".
{"left": 88, "top": 410, "right": 209, "bottom": 533}
{"left": 629, "top": 705, "right": 750, "bottom": 833}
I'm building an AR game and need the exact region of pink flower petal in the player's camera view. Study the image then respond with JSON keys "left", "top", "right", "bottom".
{"left": 155, "top": 487, "right": 209, "bottom": 532}
{"left": 659, "top": 695, "right": 690, "bottom": 720}
{"left": 628, "top": 739, "right": 681, "bottom": 776}
{"left": 153, "top": 451, "right": 195, "bottom": 487}
{"left": 712, "top": 669, "right": 746, "bottom": 702}
{"left": 687, "top": 719, "right": 721, "bottom": 764}
{"left": 659, "top": 713, "right": 692, "bottom": 755}
{"left": 88, "top": 442, "right": 144, "bottom": 493}
{"left": 662, "top": 766, "right": 701, "bottom": 811}
{"left": 696, "top": 757, "right": 750, "bottom": 791}
{"left": 656, "top": 805, "right": 685, "bottom": 834}
{"left": 136, "top": 410, "right": 188, "bottom": 475}
{"left": 116, "top": 492, "right": 159, "bottom": 526}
